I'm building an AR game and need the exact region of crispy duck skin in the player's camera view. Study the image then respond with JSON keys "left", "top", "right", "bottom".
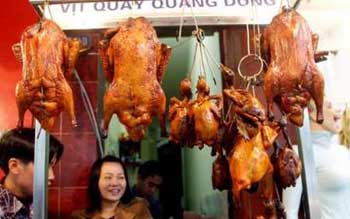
{"left": 224, "top": 88, "right": 266, "bottom": 139}
{"left": 262, "top": 8, "right": 324, "bottom": 126}
{"left": 189, "top": 76, "right": 222, "bottom": 153}
{"left": 169, "top": 79, "right": 194, "bottom": 145}
{"left": 275, "top": 146, "right": 302, "bottom": 188}
{"left": 229, "top": 125, "right": 279, "bottom": 201}
{"left": 212, "top": 153, "right": 232, "bottom": 191}
{"left": 99, "top": 17, "right": 171, "bottom": 141}
{"left": 13, "top": 19, "right": 80, "bottom": 131}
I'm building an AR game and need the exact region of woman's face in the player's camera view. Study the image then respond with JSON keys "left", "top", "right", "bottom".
{"left": 98, "top": 162, "right": 127, "bottom": 203}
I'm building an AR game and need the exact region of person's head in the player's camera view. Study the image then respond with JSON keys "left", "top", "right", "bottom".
{"left": 0, "top": 128, "right": 64, "bottom": 198}
{"left": 87, "top": 155, "right": 133, "bottom": 213}
{"left": 309, "top": 99, "right": 342, "bottom": 134}
{"left": 136, "top": 160, "right": 162, "bottom": 198}
{"left": 339, "top": 105, "right": 350, "bottom": 148}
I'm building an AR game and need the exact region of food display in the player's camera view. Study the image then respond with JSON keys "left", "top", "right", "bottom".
{"left": 99, "top": 17, "right": 171, "bottom": 142}
{"left": 189, "top": 76, "right": 223, "bottom": 155}
{"left": 169, "top": 78, "right": 194, "bottom": 145}
{"left": 13, "top": 19, "right": 81, "bottom": 131}
{"left": 262, "top": 7, "right": 325, "bottom": 126}
{"left": 10, "top": 2, "right": 338, "bottom": 218}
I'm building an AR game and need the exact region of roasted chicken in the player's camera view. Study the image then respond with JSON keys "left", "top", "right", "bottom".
{"left": 275, "top": 146, "right": 302, "bottom": 188}
{"left": 262, "top": 8, "right": 324, "bottom": 126}
{"left": 169, "top": 78, "right": 194, "bottom": 145}
{"left": 99, "top": 17, "right": 171, "bottom": 141}
{"left": 13, "top": 19, "right": 81, "bottom": 131}
{"left": 229, "top": 125, "right": 279, "bottom": 201}
{"left": 189, "top": 76, "right": 222, "bottom": 154}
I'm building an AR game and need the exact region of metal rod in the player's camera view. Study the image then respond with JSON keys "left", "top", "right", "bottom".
{"left": 30, "top": 0, "right": 153, "bottom": 5}
{"left": 296, "top": 110, "right": 321, "bottom": 219}
{"left": 293, "top": 0, "right": 302, "bottom": 10}
{"left": 33, "top": 120, "right": 49, "bottom": 219}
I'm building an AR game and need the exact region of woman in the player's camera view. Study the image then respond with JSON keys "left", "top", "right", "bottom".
{"left": 283, "top": 100, "right": 350, "bottom": 219}
{"left": 72, "top": 155, "right": 152, "bottom": 219}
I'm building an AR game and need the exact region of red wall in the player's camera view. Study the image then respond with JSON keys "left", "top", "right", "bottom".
{"left": 0, "top": 0, "right": 37, "bottom": 130}
{"left": 0, "top": 2, "right": 98, "bottom": 218}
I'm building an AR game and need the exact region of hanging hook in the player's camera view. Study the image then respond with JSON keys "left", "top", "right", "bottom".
{"left": 192, "top": 28, "right": 205, "bottom": 43}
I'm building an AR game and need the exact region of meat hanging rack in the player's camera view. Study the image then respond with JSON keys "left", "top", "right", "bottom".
{"left": 27, "top": 1, "right": 320, "bottom": 219}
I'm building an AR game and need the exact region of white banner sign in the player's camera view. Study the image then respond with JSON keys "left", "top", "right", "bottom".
{"left": 31, "top": 0, "right": 281, "bottom": 30}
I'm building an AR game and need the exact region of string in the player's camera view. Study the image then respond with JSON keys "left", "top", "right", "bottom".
{"left": 43, "top": 0, "right": 54, "bottom": 20}
{"left": 177, "top": 2, "right": 186, "bottom": 42}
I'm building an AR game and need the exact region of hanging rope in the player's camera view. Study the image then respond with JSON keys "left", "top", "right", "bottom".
{"left": 280, "top": 0, "right": 291, "bottom": 11}
{"left": 237, "top": 0, "right": 266, "bottom": 95}
{"left": 42, "top": 0, "right": 54, "bottom": 20}
{"left": 177, "top": 5, "right": 186, "bottom": 42}
{"left": 177, "top": 1, "right": 234, "bottom": 86}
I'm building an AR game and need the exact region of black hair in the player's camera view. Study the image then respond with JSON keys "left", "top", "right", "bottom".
{"left": 0, "top": 128, "right": 64, "bottom": 175}
{"left": 86, "top": 155, "right": 134, "bottom": 214}
{"left": 138, "top": 160, "right": 162, "bottom": 180}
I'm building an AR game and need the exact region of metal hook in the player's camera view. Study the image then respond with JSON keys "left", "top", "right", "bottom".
{"left": 192, "top": 28, "right": 205, "bottom": 43}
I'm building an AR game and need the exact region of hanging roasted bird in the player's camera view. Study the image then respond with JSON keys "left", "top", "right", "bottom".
{"left": 189, "top": 75, "right": 222, "bottom": 155}
{"left": 99, "top": 17, "right": 171, "bottom": 141}
{"left": 275, "top": 146, "right": 302, "bottom": 188}
{"left": 13, "top": 19, "right": 81, "bottom": 131}
{"left": 228, "top": 125, "right": 279, "bottom": 201}
{"left": 223, "top": 88, "right": 266, "bottom": 139}
{"left": 169, "top": 78, "right": 194, "bottom": 146}
{"left": 229, "top": 126, "right": 278, "bottom": 200}
{"left": 261, "top": 7, "right": 324, "bottom": 126}
{"left": 212, "top": 153, "right": 232, "bottom": 191}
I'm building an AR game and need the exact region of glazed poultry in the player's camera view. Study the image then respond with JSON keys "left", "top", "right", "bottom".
{"left": 99, "top": 17, "right": 171, "bottom": 141}
{"left": 212, "top": 153, "right": 232, "bottom": 191}
{"left": 275, "top": 146, "right": 302, "bottom": 188}
{"left": 189, "top": 76, "right": 222, "bottom": 155}
{"left": 224, "top": 88, "right": 266, "bottom": 139}
{"left": 13, "top": 19, "right": 81, "bottom": 131}
{"left": 229, "top": 125, "right": 279, "bottom": 201}
{"left": 262, "top": 7, "right": 324, "bottom": 126}
{"left": 169, "top": 78, "right": 194, "bottom": 145}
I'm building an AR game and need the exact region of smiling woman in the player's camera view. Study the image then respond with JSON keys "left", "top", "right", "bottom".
{"left": 71, "top": 155, "right": 152, "bottom": 219}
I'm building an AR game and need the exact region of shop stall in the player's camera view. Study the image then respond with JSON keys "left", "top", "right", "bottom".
{"left": 5, "top": 0, "right": 349, "bottom": 219}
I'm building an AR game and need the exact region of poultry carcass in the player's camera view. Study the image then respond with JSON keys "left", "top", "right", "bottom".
{"left": 275, "top": 146, "right": 302, "bottom": 188}
{"left": 224, "top": 88, "right": 266, "bottom": 139}
{"left": 169, "top": 78, "right": 194, "bottom": 145}
{"left": 189, "top": 76, "right": 222, "bottom": 155}
{"left": 13, "top": 19, "right": 81, "bottom": 131}
{"left": 262, "top": 7, "right": 324, "bottom": 126}
{"left": 229, "top": 125, "right": 279, "bottom": 201}
{"left": 212, "top": 153, "right": 232, "bottom": 191}
{"left": 99, "top": 17, "right": 171, "bottom": 141}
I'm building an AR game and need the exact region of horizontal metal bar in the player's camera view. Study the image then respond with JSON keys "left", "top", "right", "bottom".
{"left": 30, "top": 0, "right": 152, "bottom": 5}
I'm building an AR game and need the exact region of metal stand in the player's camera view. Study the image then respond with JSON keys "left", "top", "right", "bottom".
{"left": 296, "top": 110, "right": 321, "bottom": 219}
{"left": 34, "top": 120, "right": 49, "bottom": 219}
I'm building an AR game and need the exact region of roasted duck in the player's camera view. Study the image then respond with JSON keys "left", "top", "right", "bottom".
{"left": 224, "top": 88, "right": 266, "bottom": 139}
{"left": 13, "top": 19, "right": 81, "bottom": 131}
{"left": 212, "top": 153, "right": 232, "bottom": 191}
{"left": 262, "top": 8, "right": 324, "bottom": 126}
{"left": 275, "top": 146, "right": 302, "bottom": 188}
{"left": 99, "top": 17, "right": 171, "bottom": 141}
{"left": 229, "top": 125, "right": 279, "bottom": 201}
{"left": 169, "top": 78, "right": 194, "bottom": 145}
{"left": 189, "top": 76, "right": 222, "bottom": 154}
